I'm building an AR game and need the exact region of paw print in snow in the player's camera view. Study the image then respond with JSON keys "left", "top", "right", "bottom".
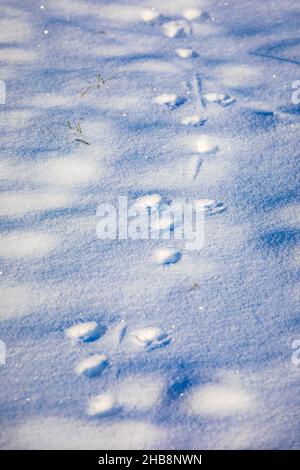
{"left": 65, "top": 320, "right": 171, "bottom": 418}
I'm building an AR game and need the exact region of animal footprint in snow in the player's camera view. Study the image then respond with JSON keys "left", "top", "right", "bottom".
{"left": 75, "top": 354, "right": 108, "bottom": 377}
{"left": 196, "top": 135, "right": 219, "bottom": 155}
{"left": 65, "top": 321, "right": 104, "bottom": 342}
{"left": 162, "top": 20, "right": 191, "bottom": 38}
{"left": 154, "top": 93, "right": 185, "bottom": 108}
{"left": 175, "top": 48, "right": 196, "bottom": 59}
{"left": 204, "top": 92, "right": 236, "bottom": 107}
{"left": 140, "top": 8, "right": 160, "bottom": 22}
{"left": 133, "top": 327, "right": 171, "bottom": 351}
{"left": 182, "top": 8, "right": 210, "bottom": 21}
{"left": 195, "top": 199, "right": 227, "bottom": 215}
{"left": 181, "top": 115, "right": 207, "bottom": 126}
{"left": 153, "top": 247, "right": 182, "bottom": 265}
{"left": 87, "top": 393, "right": 119, "bottom": 417}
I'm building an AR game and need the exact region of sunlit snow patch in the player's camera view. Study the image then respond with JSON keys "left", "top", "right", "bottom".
{"left": 185, "top": 383, "right": 254, "bottom": 417}
{"left": 116, "top": 374, "right": 165, "bottom": 411}
{"left": 65, "top": 321, "right": 103, "bottom": 342}
{"left": 37, "top": 157, "right": 96, "bottom": 187}
{"left": 0, "top": 190, "right": 74, "bottom": 217}
{"left": 0, "top": 231, "right": 58, "bottom": 259}
{"left": 162, "top": 20, "right": 191, "bottom": 38}
{"left": 75, "top": 354, "right": 108, "bottom": 377}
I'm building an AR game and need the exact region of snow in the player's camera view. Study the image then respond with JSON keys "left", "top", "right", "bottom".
{"left": 203, "top": 92, "right": 236, "bottom": 107}
{"left": 5, "top": 417, "right": 167, "bottom": 450}
{"left": 181, "top": 115, "right": 207, "bottom": 125}
{"left": 0, "top": 231, "right": 58, "bottom": 259}
{"left": 162, "top": 20, "right": 191, "bottom": 39}
{"left": 75, "top": 354, "right": 108, "bottom": 377}
{"left": 0, "top": 0, "right": 299, "bottom": 451}
{"left": 132, "top": 327, "right": 171, "bottom": 351}
{"left": 153, "top": 247, "right": 182, "bottom": 265}
{"left": 182, "top": 8, "right": 209, "bottom": 22}
{"left": 175, "top": 48, "right": 195, "bottom": 59}
{"left": 65, "top": 322, "right": 103, "bottom": 342}
{"left": 133, "top": 193, "right": 164, "bottom": 210}
{"left": 116, "top": 374, "right": 165, "bottom": 411}
{"left": 196, "top": 135, "right": 219, "bottom": 155}
{"left": 185, "top": 382, "right": 254, "bottom": 417}
{"left": 87, "top": 393, "right": 118, "bottom": 417}
{"left": 140, "top": 9, "right": 160, "bottom": 23}
{"left": 153, "top": 93, "right": 185, "bottom": 107}
{"left": 195, "top": 199, "right": 227, "bottom": 216}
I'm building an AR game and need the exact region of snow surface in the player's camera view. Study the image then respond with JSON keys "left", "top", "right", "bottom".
{"left": 0, "top": 0, "right": 300, "bottom": 450}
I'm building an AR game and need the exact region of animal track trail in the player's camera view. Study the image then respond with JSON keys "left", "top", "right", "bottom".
{"left": 64, "top": 6, "right": 228, "bottom": 421}
{"left": 65, "top": 318, "right": 172, "bottom": 418}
